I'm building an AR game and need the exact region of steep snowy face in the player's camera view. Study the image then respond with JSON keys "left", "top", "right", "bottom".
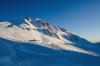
{"left": 22, "top": 17, "right": 66, "bottom": 40}
{"left": 0, "top": 17, "right": 69, "bottom": 44}
{"left": 0, "top": 17, "right": 99, "bottom": 56}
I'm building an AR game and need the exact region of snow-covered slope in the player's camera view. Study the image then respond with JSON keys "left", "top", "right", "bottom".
{"left": 0, "top": 17, "right": 100, "bottom": 57}
{"left": 0, "top": 38, "right": 100, "bottom": 66}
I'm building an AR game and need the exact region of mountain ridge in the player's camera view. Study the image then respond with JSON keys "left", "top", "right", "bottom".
{"left": 0, "top": 17, "right": 100, "bottom": 56}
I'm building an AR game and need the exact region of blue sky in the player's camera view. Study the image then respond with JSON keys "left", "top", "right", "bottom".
{"left": 0, "top": 0, "right": 100, "bottom": 42}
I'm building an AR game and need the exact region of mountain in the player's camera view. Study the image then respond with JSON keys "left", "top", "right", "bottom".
{"left": 0, "top": 17, "right": 100, "bottom": 66}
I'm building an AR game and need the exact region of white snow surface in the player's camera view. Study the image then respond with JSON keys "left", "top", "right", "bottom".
{"left": 0, "top": 18, "right": 99, "bottom": 56}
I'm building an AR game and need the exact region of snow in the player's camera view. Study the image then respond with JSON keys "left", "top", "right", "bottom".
{"left": 35, "top": 18, "right": 41, "bottom": 21}
{"left": 0, "top": 18, "right": 100, "bottom": 66}
{"left": 0, "top": 22, "right": 12, "bottom": 26}
{"left": 0, "top": 38, "right": 100, "bottom": 66}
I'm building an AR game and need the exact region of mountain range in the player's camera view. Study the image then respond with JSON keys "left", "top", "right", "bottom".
{"left": 0, "top": 17, "right": 100, "bottom": 66}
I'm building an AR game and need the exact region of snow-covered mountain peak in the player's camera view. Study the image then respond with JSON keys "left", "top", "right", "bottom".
{"left": 0, "top": 17, "right": 99, "bottom": 56}
{"left": 24, "top": 17, "right": 32, "bottom": 22}
{"left": 35, "top": 18, "right": 42, "bottom": 21}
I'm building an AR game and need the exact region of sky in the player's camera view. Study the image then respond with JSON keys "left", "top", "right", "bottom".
{"left": 0, "top": 0, "right": 100, "bottom": 42}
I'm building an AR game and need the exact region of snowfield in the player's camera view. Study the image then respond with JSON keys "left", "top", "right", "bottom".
{"left": 0, "top": 17, "right": 100, "bottom": 66}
